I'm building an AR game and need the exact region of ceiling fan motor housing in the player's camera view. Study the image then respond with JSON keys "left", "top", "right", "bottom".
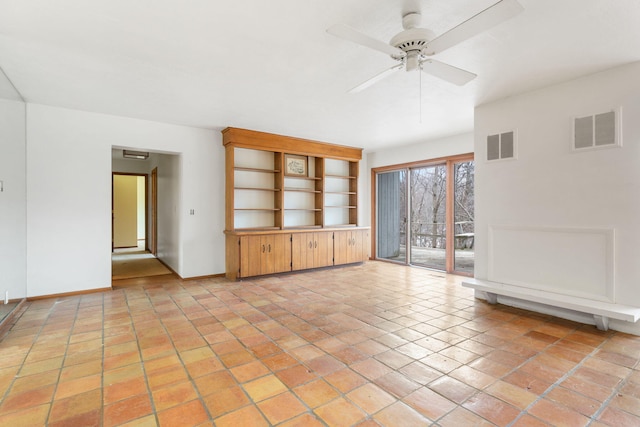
{"left": 389, "top": 27, "right": 435, "bottom": 70}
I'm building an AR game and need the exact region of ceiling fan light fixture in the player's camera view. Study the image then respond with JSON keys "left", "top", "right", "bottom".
{"left": 406, "top": 52, "right": 420, "bottom": 72}
{"left": 123, "top": 150, "right": 149, "bottom": 160}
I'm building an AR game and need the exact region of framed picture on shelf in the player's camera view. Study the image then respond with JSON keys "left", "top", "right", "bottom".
{"left": 284, "top": 154, "right": 308, "bottom": 177}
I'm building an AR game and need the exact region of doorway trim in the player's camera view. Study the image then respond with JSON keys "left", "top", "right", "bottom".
{"left": 151, "top": 167, "right": 158, "bottom": 255}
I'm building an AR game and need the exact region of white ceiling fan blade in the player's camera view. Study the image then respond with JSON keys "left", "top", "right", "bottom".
{"left": 421, "top": 0, "right": 523, "bottom": 56}
{"left": 327, "top": 24, "right": 406, "bottom": 58}
{"left": 348, "top": 63, "right": 404, "bottom": 93}
{"left": 420, "top": 59, "right": 476, "bottom": 86}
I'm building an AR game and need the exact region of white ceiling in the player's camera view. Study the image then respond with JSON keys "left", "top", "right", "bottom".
{"left": 1, "top": 0, "right": 638, "bottom": 151}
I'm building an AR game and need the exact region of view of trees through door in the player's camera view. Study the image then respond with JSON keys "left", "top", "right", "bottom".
{"left": 410, "top": 164, "right": 447, "bottom": 270}
{"left": 453, "top": 161, "right": 475, "bottom": 274}
{"left": 375, "top": 155, "right": 474, "bottom": 275}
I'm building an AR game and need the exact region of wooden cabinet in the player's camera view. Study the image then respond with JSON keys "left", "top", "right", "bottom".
{"left": 227, "top": 228, "right": 369, "bottom": 279}
{"left": 334, "top": 229, "right": 369, "bottom": 266}
{"left": 291, "top": 231, "right": 333, "bottom": 271}
{"left": 238, "top": 234, "right": 290, "bottom": 278}
{"left": 223, "top": 127, "right": 369, "bottom": 280}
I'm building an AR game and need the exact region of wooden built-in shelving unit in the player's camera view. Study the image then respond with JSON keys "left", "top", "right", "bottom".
{"left": 223, "top": 127, "right": 369, "bottom": 279}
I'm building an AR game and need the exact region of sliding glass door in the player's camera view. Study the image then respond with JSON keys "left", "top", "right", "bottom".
{"left": 374, "top": 155, "right": 474, "bottom": 275}
{"left": 453, "top": 161, "right": 475, "bottom": 274}
{"left": 410, "top": 165, "right": 447, "bottom": 270}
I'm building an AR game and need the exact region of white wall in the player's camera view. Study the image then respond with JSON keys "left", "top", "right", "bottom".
{"left": 0, "top": 98, "right": 26, "bottom": 300}
{"left": 155, "top": 153, "right": 182, "bottom": 273}
{"left": 474, "top": 61, "right": 640, "bottom": 334}
{"left": 366, "top": 132, "right": 474, "bottom": 170}
{"left": 26, "top": 104, "right": 223, "bottom": 297}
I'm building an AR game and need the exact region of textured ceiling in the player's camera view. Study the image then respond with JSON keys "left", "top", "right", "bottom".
{"left": 0, "top": 0, "right": 638, "bottom": 151}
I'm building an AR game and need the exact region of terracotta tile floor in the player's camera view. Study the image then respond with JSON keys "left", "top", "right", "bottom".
{"left": 0, "top": 261, "right": 639, "bottom": 426}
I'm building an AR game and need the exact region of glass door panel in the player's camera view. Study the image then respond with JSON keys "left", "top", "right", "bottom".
{"left": 410, "top": 165, "right": 447, "bottom": 270}
{"left": 376, "top": 170, "right": 407, "bottom": 263}
{"left": 454, "top": 161, "right": 475, "bottom": 274}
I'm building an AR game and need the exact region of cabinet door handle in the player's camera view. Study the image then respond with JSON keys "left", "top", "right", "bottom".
{"left": 314, "top": 241, "right": 317, "bottom": 249}
{"left": 262, "top": 244, "right": 265, "bottom": 253}
{"left": 309, "top": 241, "right": 313, "bottom": 249}
{"left": 268, "top": 244, "right": 271, "bottom": 252}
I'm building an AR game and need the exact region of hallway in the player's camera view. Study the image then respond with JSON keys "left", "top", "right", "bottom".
{"left": 112, "top": 241, "right": 172, "bottom": 283}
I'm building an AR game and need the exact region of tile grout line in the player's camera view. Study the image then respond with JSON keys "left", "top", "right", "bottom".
{"left": 167, "top": 280, "right": 242, "bottom": 423}
{"left": 413, "top": 305, "right": 589, "bottom": 425}
{"left": 240, "top": 278, "right": 401, "bottom": 426}
{"left": 43, "top": 298, "right": 78, "bottom": 426}
{"left": 173, "top": 279, "right": 285, "bottom": 424}
{"left": 289, "top": 277, "right": 418, "bottom": 426}
{"left": 586, "top": 347, "right": 640, "bottom": 425}
{"left": 505, "top": 331, "right": 615, "bottom": 427}
{"left": 0, "top": 300, "right": 34, "bottom": 407}
{"left": 220, "top": 280, "right": 345, "bottom": 425}
{"left": 100, "top": 293, "right": 106, "bottom": 427}
{"left": 123, "top": 285, "right": 161, "bottom": 426}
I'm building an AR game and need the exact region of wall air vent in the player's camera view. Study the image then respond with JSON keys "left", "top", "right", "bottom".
{"left": 487, "top": 131, "right": 515, "bottom": 161}
{"left": 573, "top": 109, "right": 620, "bottom": 151}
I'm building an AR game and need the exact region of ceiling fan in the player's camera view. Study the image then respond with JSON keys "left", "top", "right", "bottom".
{"left": 327, "top": 0, "right": 523, "bottom": 93}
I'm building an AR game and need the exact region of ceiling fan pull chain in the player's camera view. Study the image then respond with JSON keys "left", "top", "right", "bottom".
{"left": 419, "top": 66, "right": 423, "bottom": 124}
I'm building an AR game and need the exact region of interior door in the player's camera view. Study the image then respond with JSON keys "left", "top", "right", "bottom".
{"left": 113, "top": 174, "right": 138, "bottom": 248}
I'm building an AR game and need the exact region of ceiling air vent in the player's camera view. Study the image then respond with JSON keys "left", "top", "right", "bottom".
{"left": 573, "top": 109, "right": 620, "bottom": 151}
{"left": 487, "top": 131, "right": 515, "bottom": 161}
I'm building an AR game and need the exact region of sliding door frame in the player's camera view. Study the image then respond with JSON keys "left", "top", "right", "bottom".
{"left": 371, "top": 152, "right": 474, "bottom": 276}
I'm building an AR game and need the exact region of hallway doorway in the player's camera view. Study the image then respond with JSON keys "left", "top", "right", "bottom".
{"left": 112, "top": 171, "right": 166, "bottom": 281}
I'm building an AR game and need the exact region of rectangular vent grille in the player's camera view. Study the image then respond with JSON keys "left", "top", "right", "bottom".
{"left": 487, "top": 131, "right": 515, "bottom": 161}
{"left": 574, "top": 110, "right": 618, "bottom": 150}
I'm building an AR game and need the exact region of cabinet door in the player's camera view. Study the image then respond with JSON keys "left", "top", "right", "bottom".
{"left": 240, "top": 234, "right": 291, "bottom": 277}
{"left": 239, "top": 235, "right": 262, "bottom": 277}
{"left": 334, "top": 229, "right": 369, "bottom": 265}
{"left": 292, "top": 233, "right": 313, "bottom": 271}
{"left": 314, "top": 232, "right": 334, "bottom": 268}
{"left": 270, "top": 233, "right": 291, "bottom": 274}
{"left": 333, "top": 230, "right": 350, "bottom": 266}
{"left": 260, "top": 235, "right": 276, "bottom": 275}
{"left": 352, "top": 229, "right": 369, "bottom": 263}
